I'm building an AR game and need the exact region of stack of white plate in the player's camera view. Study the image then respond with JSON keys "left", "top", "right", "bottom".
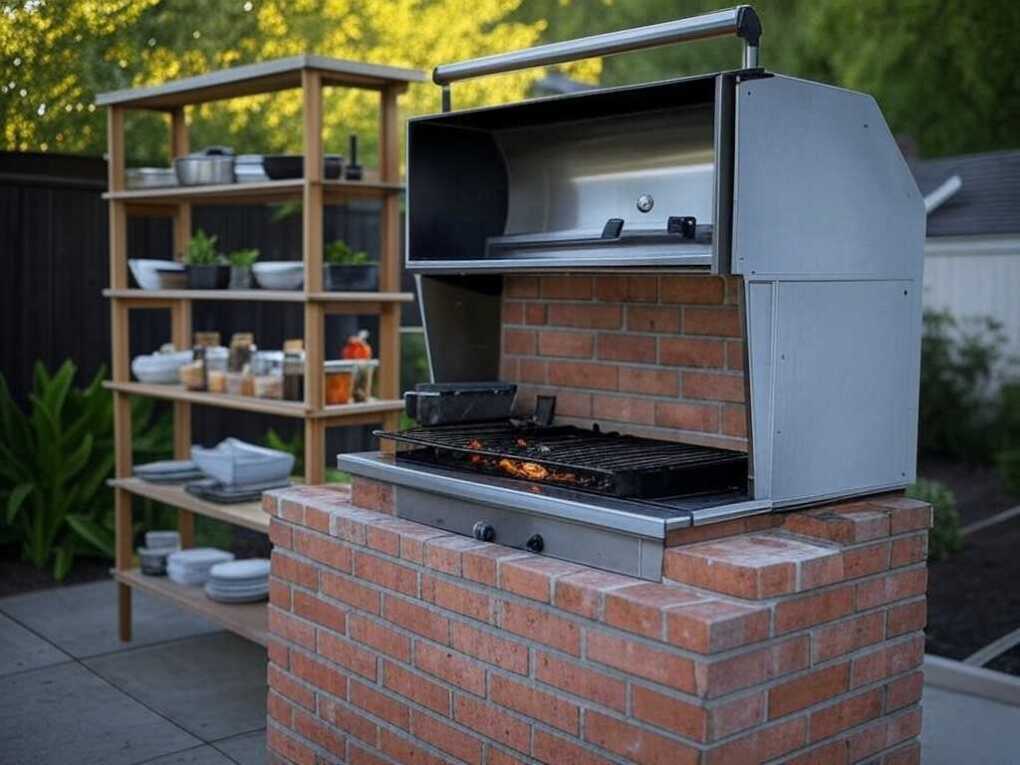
{"left": 205, "top": 559, "right": 270, "bottom": 603}
{"left": 167, "top": 548, "right": 234, "bottom": 586}
{"left": 136, "top": 460, "right": 205, "bottom": 484}
{"left": 137, "top": 530, "right": 182, "bottom": 576}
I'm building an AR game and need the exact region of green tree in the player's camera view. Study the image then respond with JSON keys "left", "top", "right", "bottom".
{"left": 1, "top": 0, "right": 600, "bottom": 163}
{"left": 516, "top": 0, "right": 1020, "bottom": 158}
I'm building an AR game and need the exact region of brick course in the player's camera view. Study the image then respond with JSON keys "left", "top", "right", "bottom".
{"left": 266, "top": 481, "right": 929, "bottom": 765}
{"left": 502, "top": 274, "right": 747, "bottom": 450}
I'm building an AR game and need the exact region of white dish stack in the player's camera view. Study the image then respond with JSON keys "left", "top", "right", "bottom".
{"left": 204, "top": 559, "right": 271, "bottom": 603}
{"left": 167, "top": 548, "right": 235, "bottom": 586}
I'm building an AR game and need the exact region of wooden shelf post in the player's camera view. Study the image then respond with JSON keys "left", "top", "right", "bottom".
{"left": 378, "top": 84, "right": 405, "bottom": 445}
{"left": 303, "top": 69, "right": 326, "bottom": 484}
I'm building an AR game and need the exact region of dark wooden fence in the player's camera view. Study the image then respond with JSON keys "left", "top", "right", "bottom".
{"left": 0, "top": 151, "right": 420, "bottom": 459}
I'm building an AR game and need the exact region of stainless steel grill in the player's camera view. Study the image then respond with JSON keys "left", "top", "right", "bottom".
{"left": 339, "top": 5, "right": 926, "bottom": 579}
{"left": 378, "top": 423, "right": 748, "bottom": 498}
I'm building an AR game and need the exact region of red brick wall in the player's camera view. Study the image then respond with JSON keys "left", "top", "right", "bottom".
{"left": 264, "top": 481, "right": 929, "bottom": 765}
{"left": 500, "top": 274, "right": 747, "bottom": 452}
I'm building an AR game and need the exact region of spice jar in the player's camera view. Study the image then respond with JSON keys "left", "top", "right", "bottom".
{"left": 283, "top": 340, "right": 305, "bottom": 402}
{"left": 324, "top": 360, "right": 357, "bottom": 405}
{"left": 204, "top": 347, "right": 229, "bottom": 393}
{"left": 228, "top": 332, "right": 255, "bottom": 372}
{"left": 252, "top": 350, "right": 284, "bottom": 400}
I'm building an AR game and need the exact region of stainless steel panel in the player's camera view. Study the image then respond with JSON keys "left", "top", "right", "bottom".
{"left": 338, "top": 452, "right": 679, "bottom": 540}
{"left": 498, "top": 106, "right": 716, "bottom": 240}
{"left": 416, "top": 275, "right": 502, "bottom": 383}
{"left": 770, "top": 280, "right": 917, "bottom": 504}
{"left": 396, "top": 486, "right": 663, "bottom": 580}
{"left": 732, "top": 75, "right": 924, "bottom": 280}
{"left": 746, "top": 281, "right": 775, "bottom": 500}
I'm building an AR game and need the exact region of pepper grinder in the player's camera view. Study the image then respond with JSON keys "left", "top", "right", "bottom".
{"left": 345, "top": 134, "right": 363, "bottom": 181}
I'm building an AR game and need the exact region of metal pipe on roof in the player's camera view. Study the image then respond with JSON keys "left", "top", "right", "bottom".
{"left": 925, "top": 174, "right": 963, "bottom": 215}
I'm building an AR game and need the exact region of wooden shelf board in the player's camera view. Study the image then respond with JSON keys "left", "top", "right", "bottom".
{"left": 96, "top": 54, "right": 424, "bottom": 109}
{"left": 104, "top": 381, "right": 404, "bottom": 420}
{"left": 111, "top": 478, "right": 271, "bottom": 533}
{"left": 105, "top": 177, "right": 403, "bottom": 205}
{"left": 116, "top": 568, "right": 267, "bottom": 646}
{"left": 103, "top": 288, "right": 414, "bottom": 304}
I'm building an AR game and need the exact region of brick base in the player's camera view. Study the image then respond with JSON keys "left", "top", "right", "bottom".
{"left": 263, "top": 480, "right": 929, "bottom": 765}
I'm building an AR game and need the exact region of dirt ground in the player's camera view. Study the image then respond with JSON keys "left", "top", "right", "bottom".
{"left": 920, "top": 456, "right": 1020, "bottom": 675}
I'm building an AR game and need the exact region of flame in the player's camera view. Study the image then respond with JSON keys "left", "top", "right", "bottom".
{"left": 498, "top": 458, "right": 549, "bottom": 480}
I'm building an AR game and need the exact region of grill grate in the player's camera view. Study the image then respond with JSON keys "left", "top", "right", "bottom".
{"left": 375, "top": 423, "right": 747, "bottom": 498}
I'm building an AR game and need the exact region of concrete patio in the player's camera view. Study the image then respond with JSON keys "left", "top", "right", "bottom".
{"left": 0, "top": 579, "right": 1017, "bottom": 764}
{"left": 0, "top": 581, "right": 266, "bottom": 765}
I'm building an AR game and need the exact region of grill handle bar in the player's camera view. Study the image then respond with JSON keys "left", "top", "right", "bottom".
{"left": 433, "top": 5, "right": 761, "bottom": 109}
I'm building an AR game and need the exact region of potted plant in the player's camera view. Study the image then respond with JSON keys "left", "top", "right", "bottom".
{"left": 323, "top": 240, "right": 378, "bottom": 291}
{"left": 227, "top": 248, "right": 259, "bottom": 289}
{"left": 184, "top": 229, "right": 228, "bottom": 289}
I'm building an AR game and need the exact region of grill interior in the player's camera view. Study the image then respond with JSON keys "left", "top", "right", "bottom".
{"left": 376, "top": 423, "right": 747, "bottom": 498}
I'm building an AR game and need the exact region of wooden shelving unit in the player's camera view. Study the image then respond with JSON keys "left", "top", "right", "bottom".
{"left": 99, "top": 56, "right": 424, "bottom": 643}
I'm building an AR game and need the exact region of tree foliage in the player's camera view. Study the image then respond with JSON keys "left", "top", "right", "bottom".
{"left": 1, "top": 0, "right": 600, "bottom": 164}
{"left": 515, "top": 0, "right": 1020, "bottom": 158}
{"left": 2, "top": 1, "right": 1016, "bottom": 160}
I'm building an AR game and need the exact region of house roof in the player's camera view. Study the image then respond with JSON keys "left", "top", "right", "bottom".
{"left": 910, "top": 150, "right": 1020, "bottom": 238}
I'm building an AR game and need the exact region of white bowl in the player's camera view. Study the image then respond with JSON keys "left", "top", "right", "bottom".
{"left": 129, "top": 259, "right": 185, "bottom": 291}
{"left": 253, "top": 261, "right": 303, "bottom": 290}
{"left": 131, "top": 351, "right": 193, "bottom": 384}
{"left": 191, "top": 438, "right": 295, "bottom": 486}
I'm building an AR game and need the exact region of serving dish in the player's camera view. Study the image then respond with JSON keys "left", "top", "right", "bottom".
{"left": 191, "top": 438, "right": 294, "bottom": 486}
{"left": 252, "top": 261, "right": 303, "bottom": 290}
{"left": 126, "top": 167, "right": 177, "bottom": 189}
{"left": 262, "top": 154, "right": 343, "bottom": 180}
{"left": 131, "top": 350, "right": 194, "bottom": 384}
{"left": 129, "top": 259, "right": 185, "bottom": 290}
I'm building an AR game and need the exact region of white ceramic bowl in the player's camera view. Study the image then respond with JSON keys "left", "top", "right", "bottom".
{"left": 131, "top": 351, "right": 193, "bottom": 384}
{"left": 129, "top": 259, "right": 185, "bottom": 291}
{"left": 253, "top": 261, "right": 304, "bottom": 290}
{"left": 191, "top": 438, "right": 295, "bottom": 486}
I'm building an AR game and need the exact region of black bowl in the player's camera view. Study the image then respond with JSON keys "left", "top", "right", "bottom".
{"left": 262, "top": 154, "right": 343, "bottom": 180}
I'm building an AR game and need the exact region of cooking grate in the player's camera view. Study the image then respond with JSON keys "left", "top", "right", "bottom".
{"left": 375, "top": 423, "right": 747, "bottom": 498}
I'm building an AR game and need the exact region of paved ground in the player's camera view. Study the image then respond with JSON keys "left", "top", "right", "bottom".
{"left": 0, "top": 581, "right": 266, "bottom": 765}
{"left": 921, "top": 685, "right": 1020, "bottom": 765}
{"left": 1, "top": 579, "right": 1018, "bottom": 764}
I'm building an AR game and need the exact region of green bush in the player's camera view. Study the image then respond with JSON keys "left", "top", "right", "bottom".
{"left": 184, "top": 228, "right": 224, "bottom": 266}
{"left": 0, "top": 361, "right": 172, "bottom": 579}
{"left": 918, "top": 309, "right": 1006, "bottom": 463}
{"left": 906, "top": 479, "right": 962, "bottom": 561}
{"left": 324, "top": 240, "right": 371, "bottom": 266}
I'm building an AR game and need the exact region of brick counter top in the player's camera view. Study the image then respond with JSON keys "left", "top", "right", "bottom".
{"left": 263, "top": 479, "right": 930, "bottom": 765}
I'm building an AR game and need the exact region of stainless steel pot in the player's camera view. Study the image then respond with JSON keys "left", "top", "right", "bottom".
{"left": 174, "top": 148, "right": 236, "bottom": 186}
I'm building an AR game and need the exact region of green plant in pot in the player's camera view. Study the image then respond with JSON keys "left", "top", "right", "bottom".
{"left": 184, "top": 229, "right": 228, "bottom": 289}
{"left": 227, "top": 248, "right": 259, "bottom": 289}
{"left": 324, "top": 240, "right": 377, "bottom": 291}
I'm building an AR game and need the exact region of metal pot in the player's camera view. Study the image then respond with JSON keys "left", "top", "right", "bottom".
{"left": 174, "top": 147, "right": 236, "bottom": 186}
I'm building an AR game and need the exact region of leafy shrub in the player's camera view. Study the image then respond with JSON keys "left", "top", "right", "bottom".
{"left": 324, "top": 240, "right": 371, "bottom": 266}
{"left": 918, "top": 309, "right": 1007, "bottom": 462}
{"left": 907, "top": 479, "right": 962, "bottom": 561}
{"left": 184, "top": 228, "right": 224, "bottom": 266}
{"left": 227, "top": 248, "right": 259, "bottom": 267}
{"left": 0, "top": 361, "right": 171, "bottom": 579}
